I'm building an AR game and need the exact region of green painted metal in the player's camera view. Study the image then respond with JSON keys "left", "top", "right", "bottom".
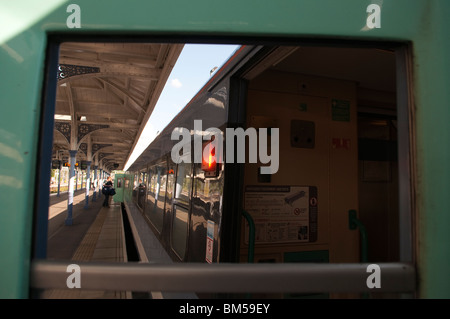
{"left": 1, "top": 0, "right": 449, "bottom": 298}
{"left": 123, "top": 174, "right": 134, "bottom": 204}
{"left": 113, "top": 174, "right": 125, "bottom": 203}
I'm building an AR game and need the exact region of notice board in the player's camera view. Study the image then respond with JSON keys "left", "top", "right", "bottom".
{"left": 244, "top": 185, "right": 318, "bottom": 244}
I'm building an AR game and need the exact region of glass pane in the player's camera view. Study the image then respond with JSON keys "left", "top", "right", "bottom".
{"left": 175, "top": 161, "right": 192, "bottom": 206}
{"left": 172, "top": 205, "right": 189, "bottom": 259}
{"left": 146, "top": 163, "right": 166, "bottom": 232}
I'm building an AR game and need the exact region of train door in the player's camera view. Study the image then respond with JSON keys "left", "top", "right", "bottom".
{"left": 164, "top": 163, "right": 176, "bottom": 247}
{"left": 144, "top": 162, "right": 166, "bottom": 234}
{"left": 358, "top": 114, "right": 399, "bottom": 262}
{"left": 242, "top": 70, "right": 359, "bottom": 264}
{"left": 137, "top": 171, "right": 148, "bottom": 210}
{"left": 235, "top": 45, "right": 400, "bottom": 278}
{"left": 171, "top": 155, "right": 193, "bottom": 260}
{"left": 123, "top": 174, "right": 133, "bottom": 203}
{"left": 113, "top": 173, "right": 124, "bottom": 203}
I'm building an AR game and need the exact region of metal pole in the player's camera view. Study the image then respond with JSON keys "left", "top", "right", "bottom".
{"left": 84, "top": 161, "right": 91, "bottom": 209}
{"left": 65, "top": 150, "right": 77, "bottom": 225}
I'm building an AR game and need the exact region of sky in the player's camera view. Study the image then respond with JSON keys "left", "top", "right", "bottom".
{"left": 124, "top": 44, "right": 240, "bottom": 170}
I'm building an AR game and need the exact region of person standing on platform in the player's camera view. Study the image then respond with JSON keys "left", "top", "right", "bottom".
{"left": 102, "top": 176, "right": 113, "bottom": 207}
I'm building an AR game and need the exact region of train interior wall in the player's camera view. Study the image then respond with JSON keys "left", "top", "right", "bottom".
{"left": 239, "top": 47, "right": 399, "bottom": 266}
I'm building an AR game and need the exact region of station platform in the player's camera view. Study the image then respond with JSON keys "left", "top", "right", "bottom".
{"left": 40, "top": 189, "right": 129, "bottom": 299}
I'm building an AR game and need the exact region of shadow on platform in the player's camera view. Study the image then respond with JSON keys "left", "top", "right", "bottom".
{"left": 46, "top": 189, "right": 105, "bottom": 260}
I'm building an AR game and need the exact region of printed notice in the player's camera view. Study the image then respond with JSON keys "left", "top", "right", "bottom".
{"left": 244, "top": 185, "right": 318, "bottom": 244}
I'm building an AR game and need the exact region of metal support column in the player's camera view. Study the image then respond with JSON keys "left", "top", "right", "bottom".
{"left": 84, "top": 161, "right": 91, "bottom": 209}
{"left": 93, "top": 165, "right": 98, "bottom": 202}
{"left": 65, "top": 150, "right": 77, "bottom": 226}
{"left": 57, "top": 160, "right": 62, "bottom": 197}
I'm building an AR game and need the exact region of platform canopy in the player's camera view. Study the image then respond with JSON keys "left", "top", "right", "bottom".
{"left": 52, "top": 42, "right": 184, "bottom": 172}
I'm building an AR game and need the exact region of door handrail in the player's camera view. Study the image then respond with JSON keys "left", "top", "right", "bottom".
{"left": 30, "top": 260, "right": 415, "bottom": 293}
{"left": 349, "top": 210, "right": 369, "bottom": 263}
{"left": 242, "top": 209, "right": 255, "bottom": 263}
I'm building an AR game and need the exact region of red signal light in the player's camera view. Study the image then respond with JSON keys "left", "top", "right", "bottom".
{"left": 201, "top": 141, "right": 217, "bottom": 172}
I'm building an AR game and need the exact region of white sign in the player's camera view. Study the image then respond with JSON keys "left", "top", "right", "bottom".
{"left": 244, "top": 186, "right": 318, "bottom": 244}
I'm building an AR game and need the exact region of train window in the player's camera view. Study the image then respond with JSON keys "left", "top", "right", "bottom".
{"left": 167, "top": 165, "right": 175, "bottom": 202}
{"left": 145, "top": 163, "right": 167, "bottom": 232}
{"left": 124, "top": 177, "right": 130, "bottom": 202}
{"left": 174, "top": 159, "right": 193, "bottom": 206}
{"left": 135, "top": 171, "right": 147, "bottom": 210}
{"left": 193, "top": 165, "right": 207, "bottom": 198}
{"left": 132, "top": 173, "right": 139, "bottom": 202}
{"left": 33, "top": 38, "right": 415, "bottom": 298}
{"left": 145, "top": 166, "right": 157, "bottom": 225}
{"left": 232, "top": 44, "right": 414, "bottom": 279}
{"left": 172, "top": 159, "right": 193, "bottom": 259}
{"left": 172, "top": 205, "right": 189, "bottom": 259}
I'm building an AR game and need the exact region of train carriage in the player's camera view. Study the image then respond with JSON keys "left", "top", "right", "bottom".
{"left": 1, "top": 0, "right": 450, "bottom": 299}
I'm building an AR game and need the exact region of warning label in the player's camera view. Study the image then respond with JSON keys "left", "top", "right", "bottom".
{"left": 244, "top": 185, "right": 318, "bottom": 244}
